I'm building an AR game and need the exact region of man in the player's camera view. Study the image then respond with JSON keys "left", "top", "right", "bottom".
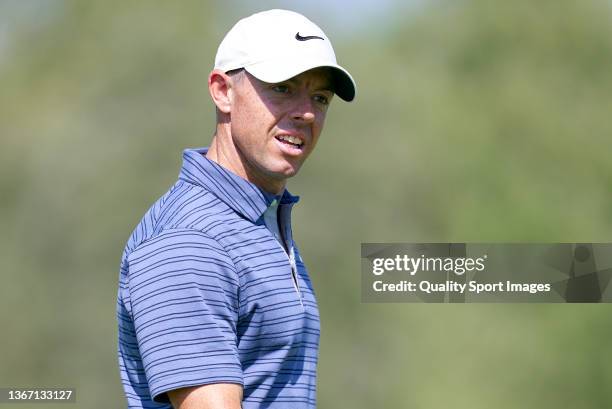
{"left": 117, "top": 9, "right": 355, "bottom": 409}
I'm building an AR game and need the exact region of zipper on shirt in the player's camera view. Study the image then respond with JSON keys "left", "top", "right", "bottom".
{"left": 276, "top": 226, "right": 303, "bottom": 308}
{"left": 287, "top": 247, "right": 304, "bottom": 308}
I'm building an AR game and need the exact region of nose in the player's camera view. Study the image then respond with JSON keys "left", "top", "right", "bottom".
{"left": 291, "top": 95, "right": 315, "bottom": 124}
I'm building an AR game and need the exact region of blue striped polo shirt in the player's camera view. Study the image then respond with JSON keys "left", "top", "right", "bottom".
{"left": 117, "top": 147, "right": 320, "bottom": 408}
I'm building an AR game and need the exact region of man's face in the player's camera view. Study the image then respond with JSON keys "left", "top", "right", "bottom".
{"left": 228, "top": 67, "right": 334, "bottom": 193}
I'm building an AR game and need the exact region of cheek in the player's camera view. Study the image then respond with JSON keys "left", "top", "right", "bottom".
{"left": 236, "top": 99, "right": 278, "bottom": 135}
{"left": 232, "top": 104, "right": 261, "bottom": 139}
{"left": 312, "top": 114, "right": 327, "bottom": 139}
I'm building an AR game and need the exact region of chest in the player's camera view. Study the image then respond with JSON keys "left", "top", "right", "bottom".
{"left": 215, "top": 222, "right": 320, "bottom": 348}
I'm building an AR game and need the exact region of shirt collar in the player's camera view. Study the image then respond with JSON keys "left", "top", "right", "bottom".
{"left": 178, "top": 147, "right": 299, "bottom": 223}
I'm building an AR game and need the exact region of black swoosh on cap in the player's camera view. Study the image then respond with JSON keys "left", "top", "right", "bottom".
{"left": 295, "top": 32, "right": 324, "bottom": 41}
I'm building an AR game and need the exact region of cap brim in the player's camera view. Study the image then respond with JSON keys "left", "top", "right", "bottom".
{"left": 244, "top": 59, "right": 356, "bottom": 102}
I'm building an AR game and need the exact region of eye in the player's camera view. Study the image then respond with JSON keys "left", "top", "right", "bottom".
{"left": 272, "top": 85, "right": 290, "bottom": 94}
{"left": 313, "top": 94, "right": 330, "bottom": 105}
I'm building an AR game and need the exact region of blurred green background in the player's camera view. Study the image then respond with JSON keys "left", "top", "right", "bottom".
{"left": 2, "top": 0, "right": 612, "bottom": 408}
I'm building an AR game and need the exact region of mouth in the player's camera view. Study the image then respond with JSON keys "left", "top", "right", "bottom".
{"left": 274, "top": 134, "right": 305, "bottom": 153}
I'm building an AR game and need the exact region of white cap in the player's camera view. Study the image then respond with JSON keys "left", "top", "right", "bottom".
{"left": 214, "top": 9, "right": 356, "bottom": 102}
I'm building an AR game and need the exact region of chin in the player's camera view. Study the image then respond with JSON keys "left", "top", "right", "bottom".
{"left": 269, "top": 160, "right": 303, "bottom": 178}
{"left": 271, "top": 169, "right": 298, "bottom": 180}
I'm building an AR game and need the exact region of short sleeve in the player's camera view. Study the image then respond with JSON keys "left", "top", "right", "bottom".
{"left": 126, "top": 229, "right": 242, "bottom": 403}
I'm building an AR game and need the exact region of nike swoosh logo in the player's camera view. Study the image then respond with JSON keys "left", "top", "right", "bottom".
{"left": 295, "top": 32, "right": 324, "bottom": 41}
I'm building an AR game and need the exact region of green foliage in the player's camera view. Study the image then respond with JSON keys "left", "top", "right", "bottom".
{"left": 2, "top": 1, "right": 612, "bottom": 408}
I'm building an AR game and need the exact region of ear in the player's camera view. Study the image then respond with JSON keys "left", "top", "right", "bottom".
{"left": 208, "top": 69, "right": 233, "bottom": 114}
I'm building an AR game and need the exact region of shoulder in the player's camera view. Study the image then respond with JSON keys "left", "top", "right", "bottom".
{"left": 127, "top": 228, "right": 233, "bottom": 270}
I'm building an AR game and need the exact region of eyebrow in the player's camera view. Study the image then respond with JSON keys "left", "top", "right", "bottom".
{"left": 283, "top": 77, "right": 334, "bottom": 93}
